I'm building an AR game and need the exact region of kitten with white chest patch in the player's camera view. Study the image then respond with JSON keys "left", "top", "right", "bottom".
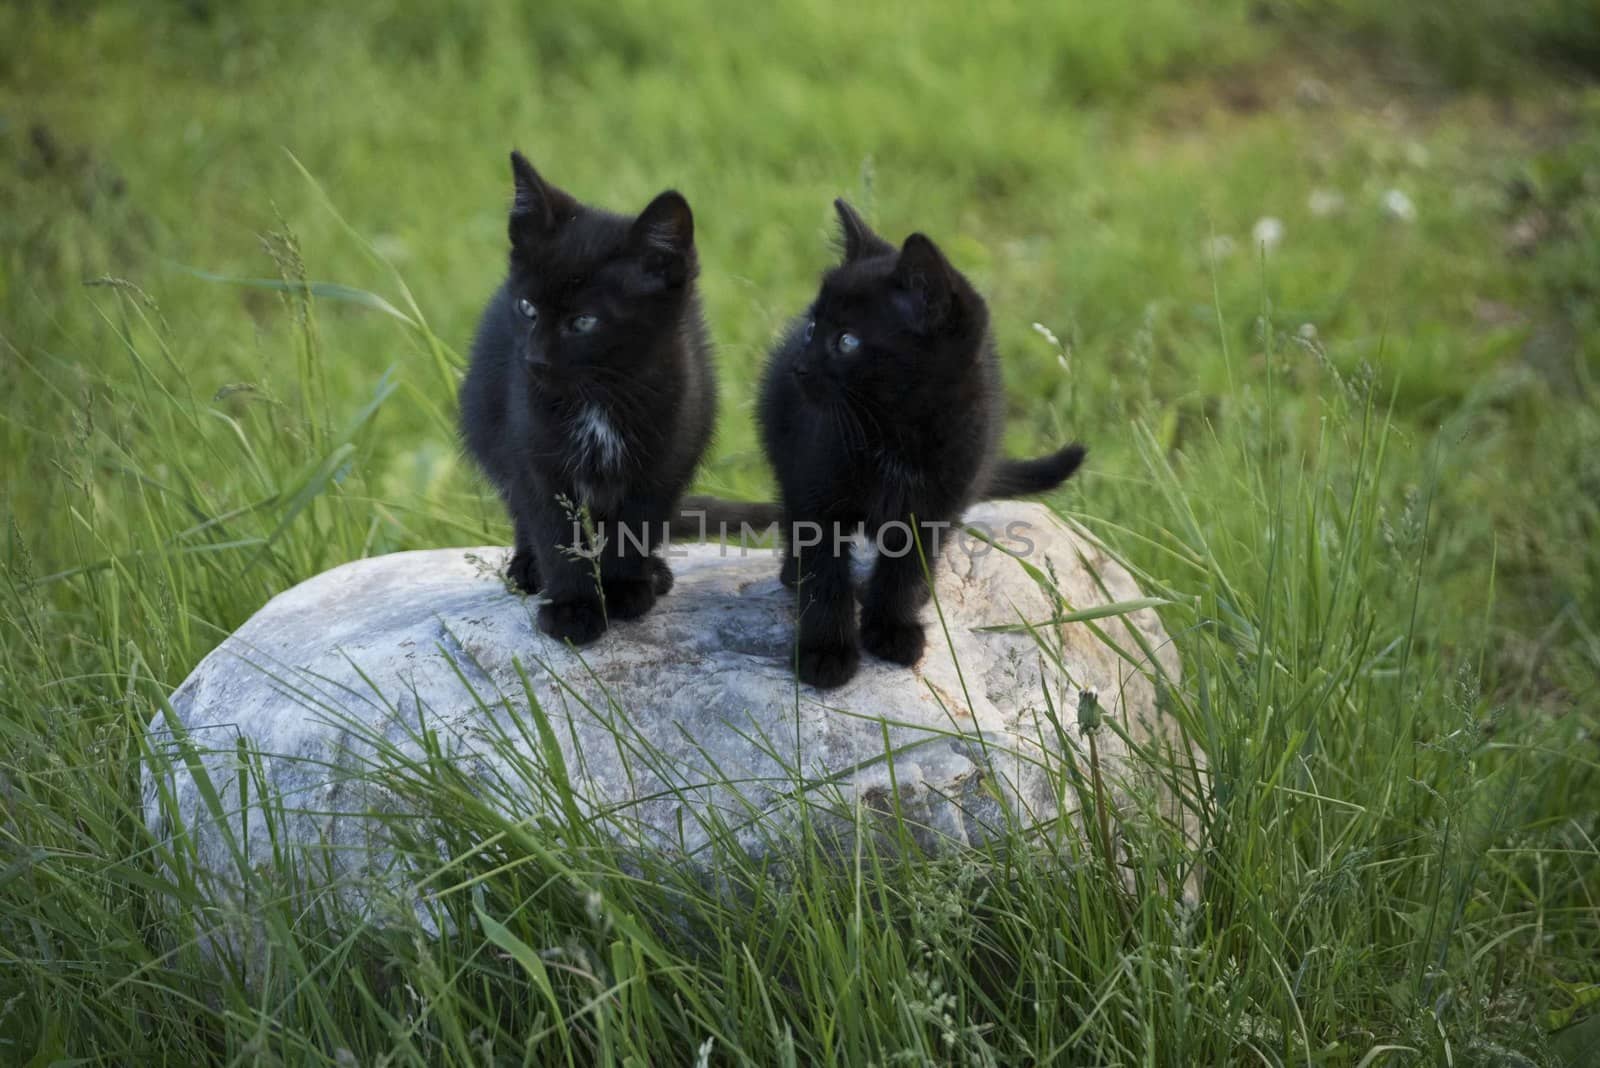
{"left": 458, "top": 151, "right": 719, "bottom": 645}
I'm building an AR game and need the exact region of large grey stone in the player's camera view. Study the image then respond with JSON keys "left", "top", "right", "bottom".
{"left": 143, "top": 501, "right": 1192, "bottom": 927}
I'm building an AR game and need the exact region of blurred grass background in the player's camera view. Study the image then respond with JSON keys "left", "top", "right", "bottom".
{"left": 2, "top": 0, "right": 1598, "bottom": 1063}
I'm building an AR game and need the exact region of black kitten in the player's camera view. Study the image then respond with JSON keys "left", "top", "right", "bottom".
{"left": 758, "top": 199, "right": 1086, "bottom": 688}
{"left": 459, "top": 152, "right": 716, "bottom": 645}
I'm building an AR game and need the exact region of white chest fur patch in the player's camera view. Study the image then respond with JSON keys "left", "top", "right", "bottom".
{"left": 572, "top": 405, "right": 625, "bottom": 472}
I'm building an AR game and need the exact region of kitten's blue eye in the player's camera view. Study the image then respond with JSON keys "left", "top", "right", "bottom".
{"left": 516, "top": 298, "right": 538, "bottom": 322}
{"left": 836, "top": 331, "right": 861, "bottom": 356}
{"left": 803, "top": 319, "right": 815, "bottom": 344}
{"left": 569, "top": 314, "right": 599, "bottom": 334}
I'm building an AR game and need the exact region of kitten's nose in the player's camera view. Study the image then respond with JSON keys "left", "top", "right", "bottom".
{"left": 792, "top": 361, "right": 811, "bottom": 377}
{"left": 525, "top": 349, "right": 551, "bottom": 370}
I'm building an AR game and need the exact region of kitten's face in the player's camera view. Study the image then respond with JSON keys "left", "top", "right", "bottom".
{"left": 787, "top": 200, "right": 978, "bottom": 407}
{"left": 503, "top": 151, "right": 695, "bottom": 392}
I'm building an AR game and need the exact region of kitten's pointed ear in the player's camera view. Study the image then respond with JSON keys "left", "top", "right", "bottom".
{"left": 627, "top": 190, "right": 695, "bottom": 286}
{"left": 508, "top": 150, "right": 576, "bottom": 243}
{"left": 892, "top": 232, "right": 955, "bottom": 331}
{"left": 834, "top": 198, "right": 889, "bottom": 262}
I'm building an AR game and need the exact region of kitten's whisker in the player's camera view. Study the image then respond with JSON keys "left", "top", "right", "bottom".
{"left": 837, "top": 398, "right": 870, "bottom": 455}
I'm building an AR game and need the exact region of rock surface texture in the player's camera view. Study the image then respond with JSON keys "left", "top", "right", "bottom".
{"left": 145, "top": 502, "right": 1192, "bottom": 923}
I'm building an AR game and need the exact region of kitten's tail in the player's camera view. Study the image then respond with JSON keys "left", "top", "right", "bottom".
{"left": 663, "top": 449, "right": 1083, "bottom": 543}
{"left": 982, "top": 443, "right": 1087, "bottom": 499}
{"left": 667, "top": 495, "right": 784, "bottom": 542}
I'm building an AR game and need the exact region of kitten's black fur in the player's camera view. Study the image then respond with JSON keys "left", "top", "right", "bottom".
{"left": 460, "top": 151, "right": 737, "bottom": 644}
{"left": 757, "top": 199, "right": 1086, "bottom": 688}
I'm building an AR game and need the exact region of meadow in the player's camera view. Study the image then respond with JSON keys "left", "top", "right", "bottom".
{"left": 2, "top": 1, "right": 1598, "bottom": 1063}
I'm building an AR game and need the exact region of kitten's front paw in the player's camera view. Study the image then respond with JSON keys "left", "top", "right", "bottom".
{"left": 648, "top": 556, "right": 675, "bottom": 597}
{"left": 862, "top": 616, "right": 925, "bottom": 666}
{"left": 507, "top": 550, "right": 542, "bottom": 594}
{"left": 796, "top": 640, "right": 860, "bottom": 689}
{"left": 538, "top": 597, "right": 607, "bottom": 645}
{"left": 603, "top": 577, "right": 656, "bottom": 621}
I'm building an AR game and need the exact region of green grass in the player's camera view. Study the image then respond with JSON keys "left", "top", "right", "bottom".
{"left": 3, "top": 1, "right": 1599, "bottom": 1063}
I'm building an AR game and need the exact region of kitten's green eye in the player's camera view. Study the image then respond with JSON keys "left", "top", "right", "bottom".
{"left": 516, "top": 298, "right": 538, "bottom": 322}
{"left": 803, "top": 319, "right": 815, "bottom": 344}
{"left": 569, "top": 314, "right": 599, "bottom": 334}
{"left": 836, "top": 331, "right": 861, "bottom": 356}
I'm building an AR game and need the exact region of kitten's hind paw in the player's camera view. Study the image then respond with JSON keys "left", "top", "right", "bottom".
{"left": 538, "top": 597, "right": 607, "bottom": 645}
{"left": 648, "top": 556, "right": 675, "bottom": 597}
{"left": 507, "top": 550, "right": 542, "bottom": 594}
{"left": 862, "top": 617, "right": 926, "bottom": 666}
{"left": 603, "top": 577, "right": 657, "bottom": 621}
{"left": 796, "top": 640, "right": 860, "bottom": 689}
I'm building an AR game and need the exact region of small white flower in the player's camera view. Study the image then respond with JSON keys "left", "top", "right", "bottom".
{"left": 1382, "top": 189, "right": 1417, "bottom": 223}
{"left": 1297, "top": 323, "right": 1318, "bottom": 340}
{"left": 1251, "top": 216, "right": 1285, "bottom": 254}
{"left": 1308, "top": 188, "right": 1345, "bottom": 217}
{"left": 372, "top": 234, "right": 410, "bottom": 262}
{"left": 1202, "top": 234, "right": 1237, "bottom": 262}
{"left": 1295, "top": 77, "right": 1332, "bottom": 108}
